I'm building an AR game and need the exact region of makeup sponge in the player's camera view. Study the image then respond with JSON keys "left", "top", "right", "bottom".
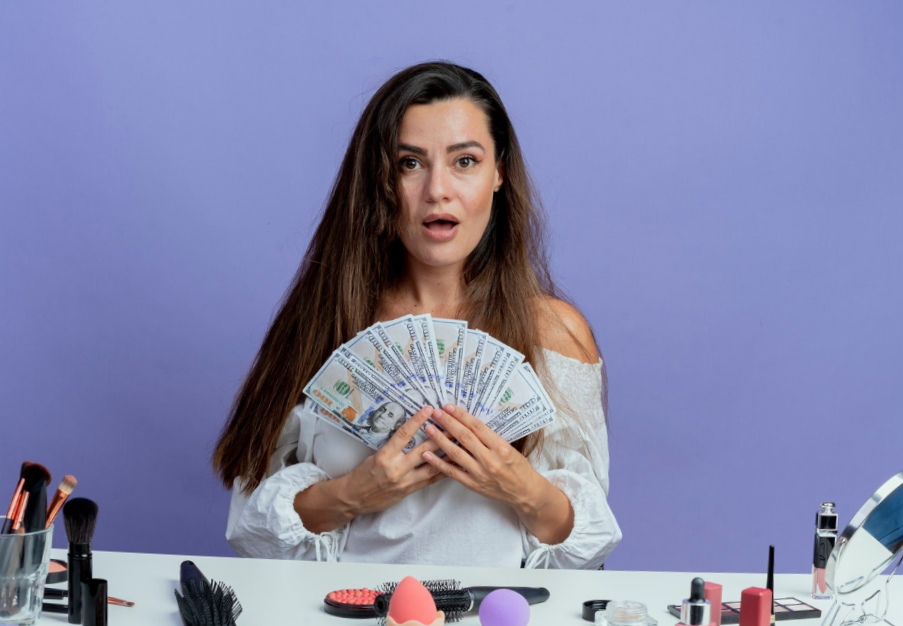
{"left": 478, "top": 589, "right": 530, "bottom": 626}
{"left": 387, "top": 576, "right": 445, "bottom": 626}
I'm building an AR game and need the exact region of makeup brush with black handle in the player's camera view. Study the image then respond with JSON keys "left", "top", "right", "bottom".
{"left": 0, "top": 461, "right": 31, "bottom": 534}
{"left": 64, "top": 497, "right": 99, "bottom": 624}
{"left": 22, "top": 462, "right": 51, "bottom": 533}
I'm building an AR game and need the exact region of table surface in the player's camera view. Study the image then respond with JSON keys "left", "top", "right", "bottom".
{"left": 30, "top": 550, "right": 902, "bottom": 625}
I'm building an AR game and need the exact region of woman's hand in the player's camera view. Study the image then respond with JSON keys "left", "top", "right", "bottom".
{"left": 294, "top": 406, "right": 445, "bottom": 533}
{"left": 421, "top": 404, "right": 574, "bottom": 545}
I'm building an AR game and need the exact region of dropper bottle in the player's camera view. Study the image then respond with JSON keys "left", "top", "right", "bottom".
{"left": 678, "top": 578, "right": 712, "bottom": 626}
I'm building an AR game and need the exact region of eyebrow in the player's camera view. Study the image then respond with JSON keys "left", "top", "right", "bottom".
{"left": 398, "top": 140, "right": 486, "bottom": 155}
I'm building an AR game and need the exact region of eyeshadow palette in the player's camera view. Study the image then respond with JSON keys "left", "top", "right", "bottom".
{"left": 667, "top": 597, "right": 822, "bottom": 624}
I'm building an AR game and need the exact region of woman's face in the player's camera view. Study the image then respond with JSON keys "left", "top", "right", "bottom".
{"left": 396, "top": 98, "right": 503, "bottom": 271}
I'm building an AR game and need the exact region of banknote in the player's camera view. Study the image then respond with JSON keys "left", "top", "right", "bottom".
{"left": 469, "top": 337, "right": 506, "bottom": 414}
{"left": 304, "top": 348, "right": 429, "bottom": 450}
{"left": 304, "top": 397, "right": 375, "bottom": 449}
{"left": 414, "top": 314, "right": 446, "bottom": 406}
{"left": 432, "top": 318, "right": 467, "bottom": 406}
{"left": 474, "top": 344, "right": 525, "bottom": 419}
{"left": 343, "top": 328, "right": 429, "bottom": 407}
{"left": 486, "top": 363, "right": 556, "bottom": 440}
{"left": 459, "top": 329, "right": 487, "bottom": 410}
{"left": 503, "top": 411, "right": 557, "bottom": 443}
{"left": 370, "top": 322, "right": 430, "bottom": 400}
{"left": 304, "top": 315, "right": 556, "bottom": 450}
{"left": 381, "top": 315, "right": 443, "bottom": 407}
{"left": 335, "top": 346, "right": 424, "bottom": 415}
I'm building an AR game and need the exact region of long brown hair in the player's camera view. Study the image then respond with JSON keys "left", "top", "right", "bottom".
{"left": 214, "top": 62, "right": 572, "bottom": 493}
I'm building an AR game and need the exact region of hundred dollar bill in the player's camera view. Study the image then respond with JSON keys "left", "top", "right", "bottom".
{"left": 343, "top": 327, "right": 429, "bottom": 407}
{"left": 485, "top": 363, "right": 552, "bottom": 431}
{"left": 469, "top": 337, "right": 506, "bottom": 414}
{"left": 474, "top": 344, "right": 525, "bottom": 419}
{"left": 502, "top": 411, "right": 556, "bottom": 443}
{"left": 522, "top": 361, "right": 556, "bottom": 418}
{"left": 335, "top": 346, "right": 425, "bottom": 415}
{"left": 381, "top": 315, "right": 442, "bottom": 407}
{"left": 458, "top": 329, "right": 487, "bottom": 409}
{"left": 414, "top": 314, "right": 446, "bottom": 406}
{"left": 432, "top": 318, "right": 467, "bottom": 406}
{"left": 304, "top": 349, "right": 428, "bottom": 450}
{"left": 369, "top": 321, "right": 432, "bottom": 402}
{"left": 501, "top": 367, "right": 556, "bottom": 435}
{"left": 304, "top": 397, "right": 376, "bottom": 449}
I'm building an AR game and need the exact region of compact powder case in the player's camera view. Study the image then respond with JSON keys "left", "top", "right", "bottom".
{"left": 47, "top": 559, "right": 68, "bottom": 585}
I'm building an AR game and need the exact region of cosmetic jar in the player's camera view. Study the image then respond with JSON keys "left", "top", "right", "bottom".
{"left": 595, "top": 600, "right": 658, "bottom": 626}
{"left": 583, "top": 600, "right": 610, "bottom": 622}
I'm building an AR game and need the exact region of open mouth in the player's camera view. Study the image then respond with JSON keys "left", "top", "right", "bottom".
{"left": 423, "top": 214, "right": 459, "bottom": 232}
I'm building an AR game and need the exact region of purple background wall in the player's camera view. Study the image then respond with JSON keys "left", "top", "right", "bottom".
{"left": 2, "top": 2, "right": 902, "bottom": 574}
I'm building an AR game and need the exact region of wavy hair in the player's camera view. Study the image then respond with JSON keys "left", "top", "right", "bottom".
{"left": 214, "top": 62, "right": 570, "bottom": 493}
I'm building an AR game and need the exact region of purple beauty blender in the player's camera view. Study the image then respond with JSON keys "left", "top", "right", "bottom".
{"left": 478, "top": 588, "right": 530, "bottom": 626}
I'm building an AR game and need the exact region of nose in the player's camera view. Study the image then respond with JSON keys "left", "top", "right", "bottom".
{"left": 425, "top": 165, "right": 450, "bottom": 203}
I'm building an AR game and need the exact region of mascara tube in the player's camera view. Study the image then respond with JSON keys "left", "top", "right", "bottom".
{"left": 68, "top": 539, "right": 93, "bottom": 623}
{"left": 812, "top": 501, "right": 837, "bottom": 600}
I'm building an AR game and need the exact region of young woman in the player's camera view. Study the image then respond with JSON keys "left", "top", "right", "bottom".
{"left": 213, "top": 62, "right": 621, "bottom": 568}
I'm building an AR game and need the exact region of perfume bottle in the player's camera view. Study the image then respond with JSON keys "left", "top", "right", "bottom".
{"left": 812, "top": 501, "right": 838, "bottom": 600}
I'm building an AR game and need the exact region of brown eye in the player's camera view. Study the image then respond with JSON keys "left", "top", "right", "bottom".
{"left": 458, "top": 156, "right": 476, "bottom": 168}
{"left": 399, "top": 157, "right": 420, "bottom": 171}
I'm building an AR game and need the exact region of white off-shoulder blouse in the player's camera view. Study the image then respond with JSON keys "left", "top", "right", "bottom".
{"left": 225, "top": 349, "right": 622, "bottom": 569}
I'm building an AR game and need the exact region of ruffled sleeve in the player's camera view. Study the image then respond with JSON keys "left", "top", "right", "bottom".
{"left": 225, "top": 404, "right": 349, "bottom": 561}
{"left": 521, "top": 351, "right": 622, "bottom": 569}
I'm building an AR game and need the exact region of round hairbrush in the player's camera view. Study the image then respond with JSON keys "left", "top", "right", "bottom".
{"left": 324, "top": 581, "right": 550, "bottom": 623}
{"left": 322, "top": 581, "right": 458, "bottom": 619}
{"left": 324, "top": 587, "right": 384, "bottom": 618}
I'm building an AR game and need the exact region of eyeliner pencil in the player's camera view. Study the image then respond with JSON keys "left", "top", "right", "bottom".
{"left": 767, "top": 545, "right": 775, "bottom": 625}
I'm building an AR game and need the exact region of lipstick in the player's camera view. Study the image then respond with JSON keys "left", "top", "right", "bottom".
{"left": 740, "top": 587, "right": 772, "bottom": 626}
{"left": 812, "top": 502, "right": 837, "bottom": 600}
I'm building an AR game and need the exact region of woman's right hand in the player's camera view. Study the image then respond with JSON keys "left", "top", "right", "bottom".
{"left": 293, "top": 406, "right": 444, "bottom": 533}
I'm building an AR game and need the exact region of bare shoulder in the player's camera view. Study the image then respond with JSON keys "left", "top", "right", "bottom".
{"left": 535, "top": 296, "right": 601, "bottom": 364}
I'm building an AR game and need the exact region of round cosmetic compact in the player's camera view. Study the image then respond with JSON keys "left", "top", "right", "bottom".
{"left": 47, "top": 558, "right": 68, "bottom": 585}
{"left": 594, "top": 601, "right": 658, "bottom": 626}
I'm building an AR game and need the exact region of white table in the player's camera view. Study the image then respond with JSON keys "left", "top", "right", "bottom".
{"left": 33, "top": 550, "right": 902, "bottom": 625}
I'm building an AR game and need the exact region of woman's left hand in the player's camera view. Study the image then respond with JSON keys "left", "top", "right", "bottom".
{"left": 421, "top": 404, "right": 541, "bottom": 510}
{"left": 421, "top": 403, "right": 575, "bottom": 544}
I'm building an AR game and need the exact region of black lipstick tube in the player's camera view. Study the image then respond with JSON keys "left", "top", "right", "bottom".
{"left": 68, "top": 540, "right": 92, "bottom": 623}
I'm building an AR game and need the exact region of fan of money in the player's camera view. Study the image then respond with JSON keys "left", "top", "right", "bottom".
{"left": 303, "top": 314, "right": 556, "bottom": 451}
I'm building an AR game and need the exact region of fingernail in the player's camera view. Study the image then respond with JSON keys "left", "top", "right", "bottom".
{"left": 444, "top": 403, "right": 457, "bottom": 412}
{"left": 423, "top": 451, "right": 434, "bottom": 461}
{"left": 425, "top": 424, "right": 436, "bottom": 435}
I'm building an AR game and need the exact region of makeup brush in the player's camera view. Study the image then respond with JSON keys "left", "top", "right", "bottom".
{"left": 21, "top": 462, "right": 52, "bottom": 532}
{"left": 1, "top": 477, "right": 25, "bottom": 534}
{"left": 2, "top": 461, "right": 37, "bottom": 534}
{"left": 64, "top": 497, "right": 99, "bottom": 624}
{"left": 11, "top": 493, "right": 29, "bottom": 533}
{"left": 174, "top": 560, "right": 243, "bottom": 626}
{"left": 46, "top": 475, "right": 78, "bottom": 528}
{"left": 42, "top": 588, "right": 135, "bottom": 609}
